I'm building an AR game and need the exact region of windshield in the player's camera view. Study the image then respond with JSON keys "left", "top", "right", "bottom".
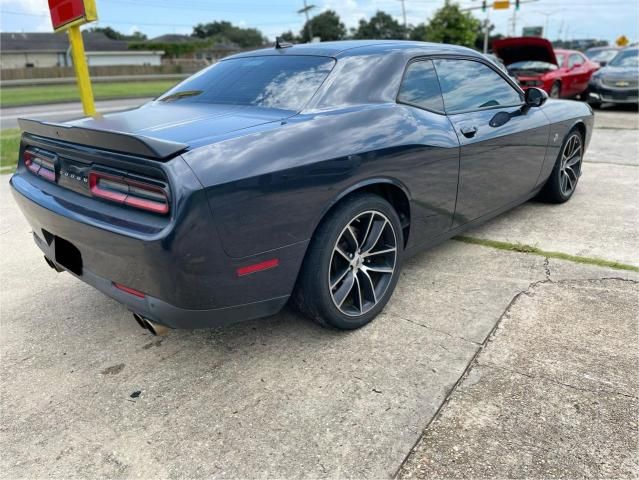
{"left": 587, "top": 49, "right": 618, "bottom": 63}
{"left": 508, "top": 61, "right": 558, "bottom": 72}
{"left": 609, "top": 49, "right": 639, "bottom": 68}
{"left": 158, "top": 55, "right": 335, "bottom": 111}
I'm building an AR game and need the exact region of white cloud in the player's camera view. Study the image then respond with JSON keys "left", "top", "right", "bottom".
{"left": 1, "top": 0, "right": 52, "bottom": 31}
{"left": 0, "top": 0, "right": 48, "bottom": 14}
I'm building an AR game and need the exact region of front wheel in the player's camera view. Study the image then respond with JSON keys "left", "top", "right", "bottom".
{"left": 294, "top": 193, "right": 403, "bottom": 329}
{"left": 550, "top": 81, "right": 561, "bottom": 98}
{"left": 538, "top": 128, "right": 584, "bottom": 203}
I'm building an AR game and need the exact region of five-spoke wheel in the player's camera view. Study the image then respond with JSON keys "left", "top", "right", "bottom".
{"left": 538, "top": 128, "right": 584, "bottom": 203}
{"left": 329, "top": 211, "right": 397, "bottom": 317}
{"left": 559, "top": 133, "right": 583, "bottom": 197}
{"left": 294, "top": 193, "right": 403, "bottom": 329}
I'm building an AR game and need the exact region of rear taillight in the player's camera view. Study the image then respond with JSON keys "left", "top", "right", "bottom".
{"left": 88, "top": 171, "right": 169, "bottom": 215}
{"left": 24, "top": 149, "right": 56, "bottom": 182}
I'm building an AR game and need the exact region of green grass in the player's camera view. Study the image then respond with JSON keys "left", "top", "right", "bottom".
{"left": 1, "top": 129, "right": 21, "bottom": 173}
{"left": 1, "top": 80, "right": 177, "bottom": 108}
{"left": 455, "top": 236, "right": 639, "bottom": 272}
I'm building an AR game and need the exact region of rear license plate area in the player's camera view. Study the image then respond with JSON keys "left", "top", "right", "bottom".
{"left": 54, "top": 234, "right": 83, "bottom": 275}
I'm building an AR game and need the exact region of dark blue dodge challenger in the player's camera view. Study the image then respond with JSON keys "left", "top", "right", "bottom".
{"left": 11, "top": 41, "right": 593, "bottom": 335}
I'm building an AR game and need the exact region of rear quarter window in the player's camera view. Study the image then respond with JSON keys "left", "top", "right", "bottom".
{"left": 397, "top": 60, "right": 444, "bottom": 112}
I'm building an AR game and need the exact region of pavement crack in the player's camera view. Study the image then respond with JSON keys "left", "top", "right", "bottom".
{"left": 393, "top": 276, "right": 638, "bottom": 478}
{"left": 583, "top": 160, "right": 639, "bottom": 167}
{"left": 480, "top": 362, "right": 638, "bottom": 400}
{"left": 395, "top": 314, "right": 481, "bottom": 346}
{"left": 543, "top": 257, "right": 552, "bottom": 281}
{"left": 454, "top": 236, "right": 639, "bottom": 273}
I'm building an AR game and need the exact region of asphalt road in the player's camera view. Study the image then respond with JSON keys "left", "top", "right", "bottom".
{"left": 0, "top": 98, "right": 151, "bottom": 130}
{"left": 0, "top": 109, "right": 637, "bottom": 478}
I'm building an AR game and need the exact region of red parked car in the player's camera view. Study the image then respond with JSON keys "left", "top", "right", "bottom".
{"left": 493, "top": 37, "right": 600, "bottom": 98}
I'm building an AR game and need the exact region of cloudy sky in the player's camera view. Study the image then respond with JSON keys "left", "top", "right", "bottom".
{"left": 1, "top": 0, "right": 637, "bottom": 44}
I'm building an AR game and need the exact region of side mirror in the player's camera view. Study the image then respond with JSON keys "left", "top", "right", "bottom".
{"left": 571, "top": 63, "right": 582, "bottom": 69}
{"left": 525, "top": 87, "right": 548, "bottom": 108}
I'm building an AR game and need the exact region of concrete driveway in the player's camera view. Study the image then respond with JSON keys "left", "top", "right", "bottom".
{"left": 1, "top": 107, "right": 637, "bottom": 478}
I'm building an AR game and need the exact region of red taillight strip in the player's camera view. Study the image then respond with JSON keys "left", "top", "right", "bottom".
{"left": 24, "top": 150, "right": 56, "bottom": 182}
{"left": 236, "top": 259, "right": 280, "bottom": 277}
{"left": 88, "top": 171, "right": 169, "bottom": 215}
{"left": 113, "top": 282, "right": 146, "bottom": 298}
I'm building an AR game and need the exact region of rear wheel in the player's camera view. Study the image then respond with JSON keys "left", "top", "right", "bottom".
{"left": 294, "top": 193, "right": 403, "bottom": 329}
{"left": 550, "top": 81, "right": 561, "bottom": 98}
{"left": 538, "top": 128, "right": 584, "bottom": 203}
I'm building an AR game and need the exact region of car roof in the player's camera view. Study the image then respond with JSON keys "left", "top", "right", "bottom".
{"left": 224, "top": 40, "right": 480, "bottom": 60}
{"left": 554, "top": 49, "right": 582, "bottom": 55}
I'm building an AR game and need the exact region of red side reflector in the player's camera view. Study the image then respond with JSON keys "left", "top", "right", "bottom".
{"left": 113, "top": 282, "right": 146, "bottom": 298}
{"left": 236, "top": 259, "right": 279, "bottom": 277}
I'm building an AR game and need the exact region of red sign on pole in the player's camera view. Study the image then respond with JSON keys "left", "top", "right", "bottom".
{"left": 48, "top": 0, "right": 97, "bottom": 32}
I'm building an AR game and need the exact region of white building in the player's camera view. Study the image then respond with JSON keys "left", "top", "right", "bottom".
{"left": 1, "top": 32, "right": 163, "bottom": 69}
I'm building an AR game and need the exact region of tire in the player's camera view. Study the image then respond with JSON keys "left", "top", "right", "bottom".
{"left": 538, "top": 128, "right": 584, "bottom": 204}
{"left": 294, "top": 193, "right": 403, "bottom": 330}
{"left": 589, "top": 101, "right": 602, "bottom": 110}
{"left": 550, "top": 81, "right": 561, "bottom": 98}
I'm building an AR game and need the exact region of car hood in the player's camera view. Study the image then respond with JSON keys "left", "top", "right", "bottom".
{"left": 493, "top": 37, "right": 557, "bottom": 66}
{"left": 595, "top": 65, "right": 638, "bottom": 79}
{"left": 69, "top": 101, "right": 292, "bottom": 148}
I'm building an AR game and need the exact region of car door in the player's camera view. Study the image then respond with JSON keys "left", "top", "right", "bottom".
{"left": 567, "top": 53, "right": 589, "bottom": 95}
{"left": 576, "top": 53, "right": 597, "bottom": 94}
{"left": 395, "top": 58, "right": 460, "bottom": 240}
{"left": 432, "top": 58, "right": 551, "bottom": 226}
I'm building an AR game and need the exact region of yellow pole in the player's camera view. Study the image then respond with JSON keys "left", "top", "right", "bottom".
{"left": 67, "top": 25, "right": 96, "bottom": 117}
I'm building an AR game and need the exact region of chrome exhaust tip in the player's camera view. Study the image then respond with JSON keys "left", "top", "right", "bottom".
{"left": 133, "top": 313, "right": 170, "bottom": 336}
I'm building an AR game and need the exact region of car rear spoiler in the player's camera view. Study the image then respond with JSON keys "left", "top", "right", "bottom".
{"left": 18, "top": 118, "right": 188, "bottom": 160}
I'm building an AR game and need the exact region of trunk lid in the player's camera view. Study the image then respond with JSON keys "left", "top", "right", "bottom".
{"left": 67, "top": 102, "right": 292, "bottom": 151}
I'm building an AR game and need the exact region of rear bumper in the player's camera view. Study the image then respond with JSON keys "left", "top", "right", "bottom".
{"left": 35, "top": 234, "right": 288, "bottom": 329}
{"left": 10, "top": 171, "right": 307, "bottom": 329}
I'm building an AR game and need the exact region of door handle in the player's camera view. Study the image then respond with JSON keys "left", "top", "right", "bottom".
{"left": 460, "top": 125, "right": 478, "bottom": 138}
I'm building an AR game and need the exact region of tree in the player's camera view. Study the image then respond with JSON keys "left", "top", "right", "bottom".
{"left": 352, "top": 11, "right": 406, "bottom": 40}
{"left": 409, "top": 23, "right": 428, "bottom": 41}
{"left": 301, "top": 10, "right": 346, "bottom": 42}
{"left": 278, "top": 30, "right": 299, "bottom": 43}
{"left": 423, "top": 0, "right": 481, "bottom": 48}
{"left": 192, "top": 21, "right": 266, "bottom": 48}
{"left": 86, "top": 26, "right": 147, "bottom": 41}
{"left": 128, "top": 31, "right": 147, "bottom": 41}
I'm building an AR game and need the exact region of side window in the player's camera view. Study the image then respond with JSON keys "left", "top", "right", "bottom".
{"left": 433, "top": 59, "right": 523, "bottom": 114}
{"left": 397, "top": 60, "right": 444, "bottom": 112}
{"left": 568, "top": 54, "right": 583, "bottom": 68}
{"left": 556, "top": 53, "right": 566, "bottom": 67}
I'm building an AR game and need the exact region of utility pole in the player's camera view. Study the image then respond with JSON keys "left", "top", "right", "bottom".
{"left": 483, "top": 6, "right": 491, "bottom": 53}
{"left": 399, "top": 0, "right": 407, "bottom": 34}
{"left": 298, "top": 0, "right": 316, "bottom": 42}
{"left": 510, "top": 8, "right": 517, "bottom": 36}
{"left": 530, "top": 10, "right": 562, "bottom": 39}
